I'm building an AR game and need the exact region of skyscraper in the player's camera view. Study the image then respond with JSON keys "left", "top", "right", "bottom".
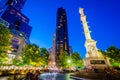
{"left": 0, "top": 18, "right": 9, "bottom": 27}
{"left": 0, "top": 0, "right": 32, "bottom": 40}
{"left": 0, "top": 0, "right": 32, "bottom": 56}
{"left": 55, "top": 7, "right": 70, "bottom": 55}
{"left": 0, "top": 0, "right": 26, "bottom": 11}
{"left": 48, "top": 32, "right": 56, "bottom": 66}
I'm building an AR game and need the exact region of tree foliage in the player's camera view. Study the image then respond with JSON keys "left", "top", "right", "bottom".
{"left": 40, "top": 48, "right": 49, "bottom": 67}
{"left": 57, "top": 51, "right": 83, "bottom": 68}
{"left": 105, "top": 46, "right": 120, "bottom": 66}
{"left": 20, "top": 44, "right": 49, "bottom": 67}
{"left": 0, "top": 23, "right": 11, "bottom": 53}
{"left": 100, "top": 46, "right": 120, "bottom": 66}
{"left": 71, "top": 52, "right": 83, "bottom": 67}
{"left": 12, "top": 58, "right": 22, "bottom": 66}
{"left": 21, "top": 44, "right": 41, "bottom": 66}
{"left": 0, "top": 52, "right": 9, "bottom": 65}
{"left": 0, "top": 23, "right": 11, "bottom": 65}
{"left": 106, "top": 46, "right": 120, "bottom": 62}
{"left": 58, "top": 51, "right": 69, "bottom": 68}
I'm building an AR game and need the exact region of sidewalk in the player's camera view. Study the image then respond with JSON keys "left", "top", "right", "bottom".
{"left": 70, "top": 70, "right": 120, "bottom": 80}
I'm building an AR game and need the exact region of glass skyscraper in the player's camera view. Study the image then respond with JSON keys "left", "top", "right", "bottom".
{"left": 0, "top": 0, "right": 26, "bottom": 11}
{"left": 0, "top": 0, "right": 32, "bottom": 55}
{"left": 56, "top": 7, "right": 70, "bottom": 55}
{"left": 0, "top": 0, "right": 32, "bottom": 40}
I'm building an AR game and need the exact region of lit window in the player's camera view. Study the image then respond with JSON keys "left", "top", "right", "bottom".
{"left": 11, "top": 37, "right": 20, "bottom": 44}
{"left": 64, "top": 37, "right": 67, "bottom": 39}
{"left": 57, "top": 44, "right": 59, "bottom": 49}
{"left": 63, "top": 13, "right": 65, "bottom": 15}
{"left": 60, "top": 19, "right": 62, "bottom": 22}
{"left": 60, "top": 40, "right": 63, "bottom": 42}
{"left": 61, "top": 16, "right": 63, "bottom": 19}
{"left": 60, "top": 24, "right": 63, "bottom": 26}
{"left": 65, "top": 42, "right": 67, "bottom": 50}
{"left": 60, "top": 44, "right": 63, "bottom": 47}
{"left": 17, "top": 12, "right": 21, "bottom": 17}
{"left": 58, "top": 26, "right": 61, "bottom": 28}
{"left": 10, "top": 10, "right": 15, "bottom": 14}
{"left": 22, "top": 17, "right": 27, "bottom": 23}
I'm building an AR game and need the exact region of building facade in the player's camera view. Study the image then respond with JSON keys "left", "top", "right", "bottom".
{"left": 0, "top": 0, "right": 26, "bottom": 11}
{"left": 0, "top": 0, "right": 32, "bottom": 56}
{"left": 48, "top": 32, "right": 56, "bottom": 66}
{"left": 0, "top": 18, "right": 9, "bottom": 27}
{"left": 10, "top": 31, "right": 26, "bottom": 55}
{"left": 0, "top": 0, "right": 32, "bottom": 41}
{"left": 0, "top": 19, "right": 26, "bottom": 58}
{"left": 69, "top": 46, "right": 73, "bottom": 56}
{"left": 55, "top": 8, "right": 70, "bottom": 55}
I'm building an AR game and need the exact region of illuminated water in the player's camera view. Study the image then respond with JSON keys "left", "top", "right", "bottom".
{"left": 0, "top": 75, "right": 24, "bottom": 80}
{"left": 39, "top": 73, "right": 75, "bottom": 80}
{"left": 0, "top": 73, "right": 92, "bottom": 80}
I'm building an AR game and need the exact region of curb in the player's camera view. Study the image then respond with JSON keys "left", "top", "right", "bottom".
{"left": 70, "top": 76, "right": 84, "bottom": 80}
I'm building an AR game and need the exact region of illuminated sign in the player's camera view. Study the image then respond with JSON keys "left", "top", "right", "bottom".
{"left": 11, "top": 37, "right": 20, "bottom": 44}
{"left": 90, "top": 60, "right": 105, "bottom": 64}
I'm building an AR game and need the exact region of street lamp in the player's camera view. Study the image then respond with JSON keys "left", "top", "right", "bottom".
{"left": 53, "top": 62, "right": 56, "bottom": 66}
{"left": 68, "top": 60, "right": 71, "bottom": 63}
{"left": 68, "top": 59, "right": 71, "bottom": 72}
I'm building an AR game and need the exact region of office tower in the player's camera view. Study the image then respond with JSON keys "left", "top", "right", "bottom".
{"left": 0, "top": 0, "right": 26, "bottom": 11}
{"left": 0, "top": 0, "right": 32, "bottom": 55}
{"left": 0, "top": 0, "right": 32, "bottom": 40}
{"left": 69, "top": 46, "right": 73, "bottom": 56}
{"left": 0, "top": 18, "right": 9, "bottom": 27}
{"left": 48, "top": 32, "right": 56, "bottom": 67}
{"left": 56, "top": 7, "right": 69, "bottom": 55}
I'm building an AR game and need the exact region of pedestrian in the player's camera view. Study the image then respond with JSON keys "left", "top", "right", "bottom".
{"left": 105, "top": 68, "right": 112, "bottom": 80}
{"left": 32, "top": 70, "right": 40, "bottom": 80}
{"left": 25, "top": 70, "right": 33, "bottom": 80}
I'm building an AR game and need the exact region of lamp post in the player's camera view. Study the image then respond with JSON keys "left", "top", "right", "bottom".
{"left": 68, "top": 59, "right": 71, "bottom": 72}
{"left": 68, "top": 60, "right": 71, "bottom": 63}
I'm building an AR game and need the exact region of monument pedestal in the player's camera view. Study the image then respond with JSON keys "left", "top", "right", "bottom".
{"left": 84, "top": 57, "right": 110, "bottom": 69}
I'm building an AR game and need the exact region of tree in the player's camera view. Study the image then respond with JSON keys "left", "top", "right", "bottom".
{"left": 21, "top": 44, "right": 41, "bottom": 66}
{"left": 106, "top": 46, "right": 120, "bottom": 62}
{"left": 0, "top": 23, "right": 11, "bottom": 53}
{"left": 12, "top": 58, "right": 22, "bottom": 66}
{"left": 57, "top": 51, "right": 69, "bottom": 68}
{"left": 0, "top": 23, "right": 11, "bottom": 65}
{"left": 40, "top": 48, "right": 49, "bottom": 67}
{"left": 71, "top": 52, "right": 83, "bottom": 67}
{"left": 105, "top": 46, "right": 120, "bottom": 66}
{"left": 0, "top": 52, "right": 9, "bottom": 65}
{"left": 99, "top": 46, "right": 120, "bottom": 66}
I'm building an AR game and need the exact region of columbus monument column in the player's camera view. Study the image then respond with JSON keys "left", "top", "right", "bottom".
{"left": 79, "top": 8, "right": 110, "bottom": 69}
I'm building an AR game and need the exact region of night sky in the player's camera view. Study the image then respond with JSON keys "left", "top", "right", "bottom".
{"left": 22, "top": 0, "right": 120, "bottom": 58}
